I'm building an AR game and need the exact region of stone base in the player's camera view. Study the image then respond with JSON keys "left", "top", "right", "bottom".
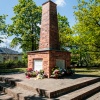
{"left": 0, "top": 75, "right": 100, "bottom": 99}
{"left": 28, "top": 50, "right": 71, "bottom": 78}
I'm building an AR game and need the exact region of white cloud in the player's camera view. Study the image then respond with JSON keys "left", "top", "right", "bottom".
{"left": 0, "top": 37, "right": 11, "bottom": 48}
{"left": 55, "top": 0, "right": 66, "bottom": 7}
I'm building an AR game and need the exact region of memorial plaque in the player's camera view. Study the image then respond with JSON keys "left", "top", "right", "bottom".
{"left": 56, "top": 59, "right": 65, "bottom": 69}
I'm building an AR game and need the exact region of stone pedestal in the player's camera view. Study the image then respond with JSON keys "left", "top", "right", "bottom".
{"left": 28, "top": 50, "right": 71, "bottom": 78}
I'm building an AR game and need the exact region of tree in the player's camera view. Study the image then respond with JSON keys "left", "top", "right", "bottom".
{"left": 58, "top": 13, "right": 72, "bottom": 50}
{"left": 8, "top": 0, "right": 41, "bottom": 52}
{"left": 0, "top": 15, "right": 7, "bottom": 43}
{"left": 73, "top": 0, "right": 100, "bottom": 66}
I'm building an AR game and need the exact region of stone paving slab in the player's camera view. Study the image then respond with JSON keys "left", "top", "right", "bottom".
{"left": 86, "top": 92, "right": 100, "bottom": 100}
{"left": 57, "top": 82, "right": 100, "bottom": 100}
{"left": 0, "top": 73, "right": 100, "bottom": 99}
{"left": 0, "top": 73, "right": 99, "bottom": 91}
{"left": 0, "top": 92, "right": 13, "bottom": 100}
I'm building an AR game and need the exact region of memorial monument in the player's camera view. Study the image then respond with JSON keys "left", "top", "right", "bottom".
{"left": 27, "top": 0, "right": 71, "bottom": 78}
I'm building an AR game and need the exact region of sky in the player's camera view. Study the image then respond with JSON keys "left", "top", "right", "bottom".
{"left": 0, "top": 0, "right": 78, "bottom": 51}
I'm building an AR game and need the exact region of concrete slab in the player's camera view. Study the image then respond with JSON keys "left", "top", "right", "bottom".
{"left": 0, "top": 73, "right": 99, "bottom": 92}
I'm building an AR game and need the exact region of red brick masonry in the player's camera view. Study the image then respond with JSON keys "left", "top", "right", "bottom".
{"left": 27, "top": 1, "right": 71, "bottom": 78}
{"left": 39, "top": 1, "right": 60, "bottom": 50}
{"left": 28, "top": 50, "right": 71, "bottom": 78}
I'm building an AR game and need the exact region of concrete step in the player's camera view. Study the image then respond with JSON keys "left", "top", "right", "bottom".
{"left": 57, "top": 82, "right": 100, "bottom": 100}
{"left": 0, "top": 76, "right": 100, "bottom": 98}
{"left": 48, "top": 77, "right": 100, "bottom": 98}
{"left": 0, "top": 92, "right": 13, "bottom": 100}
{"left": 0, "top": 82, "right": 40, "bottom": 100}
{"left": 0, "top": 77, "right": 38, "bottom": 93}
{"left": 0, "top": 76, "right": 100, "bottom": 99}
{"left": 86, "top": 92, "right": 100, "bottom": 100}
{"left": 0, "top": 87, "right": 49, "bottom": 100}
{"left": 0, "top": 77, "right": 21, "bottom": 87}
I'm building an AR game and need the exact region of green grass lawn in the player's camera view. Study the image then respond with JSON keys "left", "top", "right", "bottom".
{"left": 0, "top": 68, "right": 26, "bottom": 73}
{"left": 0, "top": 67, "right": 100, "bottom": 76}
{"left": 75, "top": 67, "right": 100, "bottom": 76}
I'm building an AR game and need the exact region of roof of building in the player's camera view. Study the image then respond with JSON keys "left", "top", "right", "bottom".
{"left": 0, "top": 47, "right": 21, "bottom": 55}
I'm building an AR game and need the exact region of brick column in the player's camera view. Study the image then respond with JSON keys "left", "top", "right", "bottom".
{"left": 39, "top": 1, "right": 60, "bottom": 50}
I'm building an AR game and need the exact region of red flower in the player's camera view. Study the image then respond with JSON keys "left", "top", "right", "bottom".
{"left": 26, "top": 68, "right": 33, "bottom": 71}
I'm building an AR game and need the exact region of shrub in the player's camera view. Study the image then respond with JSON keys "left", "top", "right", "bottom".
{"left": 0, "top": 63, "right": 7, "bottom": 69}
{"left": 14, "top": 60, "right": 27, "bottom": 68}
{"left": 4, "top": 60, "right": 27, "bottom": 69}
{"left": 5, "top": 60, "right": 15, "bottom": 69}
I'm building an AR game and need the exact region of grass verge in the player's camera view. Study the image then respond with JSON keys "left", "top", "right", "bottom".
{"left": 75, "top": 67, "right": 100, "bottom": 76}
{"left": 0, "top": 67, "right": 100, "bottom": 76}
{"left": 0, "top": 68, "right": 26, "bottom": 74}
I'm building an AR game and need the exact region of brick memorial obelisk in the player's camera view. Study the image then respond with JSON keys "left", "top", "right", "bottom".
{"left": 28, "top": 0, "right": 71, "bottom": 78}
{"left": 39, "top": 0, "right": 60, "bottom": 50}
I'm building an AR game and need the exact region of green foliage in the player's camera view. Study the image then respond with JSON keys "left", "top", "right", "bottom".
{"left": 0, "top": 15, "right": 7, "bottom": 43}
{"left": 31, "top": 71, "right": 37, "bottom": 77}
{"left": 0, "top": 68, "right": 26, "bottom": 74}
{"left": 72, "top": 0, "right": 100, "bottom": 66}
{"left": 0, "top": 60, "right": 27, "bottom": 69}
{"left": 75, "top": 68, "right": 100, "bottom": 76}
{"left": 58, "top": 13, "right": 72, "bottom": 50}
{"left": 8, "top": 0, "right": 42, "bottom": 51}
{"left": 22, "top": 53, "right": 28, "bottom": 64}
{"left": 0, "top": 63, "right": 7, "bottom": 69}
{"left": 14, "top": 60, "right": 27, "bottom": 68}
{"left": 7, "top": 0, "right": 71, "bottom": 60}
{"left": 5, "top": 60, "right": 15, "bottom": 68}
{"left": 39, "top": 69, "right": 44, "bottom": 75}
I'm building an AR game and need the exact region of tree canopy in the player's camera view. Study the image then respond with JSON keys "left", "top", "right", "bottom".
{"left": 8, "top": 0, "right": 71, "bottom": 52}
{"left": 0, "top": 15, "right": 7, "bottom": 43}
{"left": 7, "top": 0, "right": 100, "bottom": 66}
{"left": 58, "top": 13, "right": 72, "bottom": 50}
{"left": 72, "top": 0, "right": 100, "bottom": 66}
{"left": 8, "top": 0, "right": 41, "bottom": 52}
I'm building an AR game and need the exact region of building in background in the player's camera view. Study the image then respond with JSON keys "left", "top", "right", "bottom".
{"left": 0, "top": 47, "right": 22, "bottom": 63}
